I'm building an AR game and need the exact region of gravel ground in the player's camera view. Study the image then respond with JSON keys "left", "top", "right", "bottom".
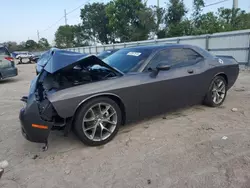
{"left": 0, "top": 63, "right": 250, "bottom": 188}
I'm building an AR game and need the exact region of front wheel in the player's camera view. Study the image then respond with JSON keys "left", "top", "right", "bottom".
{"left": 74, "top": 97, "right": 122, "bottom": 146}
{"left": 204, "top": 76, "right": 227, "bottom": 107}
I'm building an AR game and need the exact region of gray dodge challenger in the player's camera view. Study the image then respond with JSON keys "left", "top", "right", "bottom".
{"left": 19, "top": 44, "right": 239, "bottom": 149}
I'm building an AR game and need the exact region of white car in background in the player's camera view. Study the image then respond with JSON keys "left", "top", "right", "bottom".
{"left": 15, "top": 51, "right": 34, "bottom": 59}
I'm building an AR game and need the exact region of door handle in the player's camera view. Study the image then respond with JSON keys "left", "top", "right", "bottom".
{"left": 187, "top": 69, "right": 194, "bottom": 74}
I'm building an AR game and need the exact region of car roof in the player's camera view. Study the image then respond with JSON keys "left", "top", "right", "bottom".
{"left": 121, "top": 43, "right": 195, "bottom": 51}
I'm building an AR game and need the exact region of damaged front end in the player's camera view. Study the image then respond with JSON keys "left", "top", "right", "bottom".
{"left": 19, "top": 49, "right": 122, "bottom": 148}
{"left": 19, "top": 72, "right": 61, "bottom": 145}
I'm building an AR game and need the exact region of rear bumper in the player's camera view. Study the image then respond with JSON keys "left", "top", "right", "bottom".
{"left": 227, "top": 65, "right": 240, "bottom": 90}
{"left": 0, "top": 67, "right": 18, "bottom": 79}
{"left": 19, "top": 95, "right": 53, "bottom": 143}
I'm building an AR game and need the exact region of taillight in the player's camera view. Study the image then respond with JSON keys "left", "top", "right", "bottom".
{"left": 4, "top": 57, "right": 14, "bottom": 61}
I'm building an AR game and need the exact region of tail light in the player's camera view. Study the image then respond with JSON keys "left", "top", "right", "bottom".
{"left": 4, "top": 57, "right": 14, "bottom": 61}
{"left": 4, "top": 57, "right": 15, "bottom": 67}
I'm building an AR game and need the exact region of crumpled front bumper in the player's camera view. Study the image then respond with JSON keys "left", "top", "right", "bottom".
{"left": 19, "top": 95, "right": 53, "bottom": 143}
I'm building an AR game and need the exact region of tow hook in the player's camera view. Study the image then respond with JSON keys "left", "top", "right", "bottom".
{"left": 21, "top": 96, "right": 28, "bottom": 103}
{"left": 42, "top": 140, "right": 48, "bottom": 152}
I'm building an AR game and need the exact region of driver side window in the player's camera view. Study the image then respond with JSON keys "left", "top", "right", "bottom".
{"left": 145, "top": 49, "right": 170, "bottom": 71}
{"left": 144, "top": 48, "right": 203, "bottom": 71}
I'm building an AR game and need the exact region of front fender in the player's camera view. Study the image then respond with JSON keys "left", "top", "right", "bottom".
{"left": 48, "top": 92, "right": 122, "bottom": 118}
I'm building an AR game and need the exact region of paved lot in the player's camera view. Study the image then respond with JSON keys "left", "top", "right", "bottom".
{"left": 0, "top": 64, "right": 250, "bottom": 188}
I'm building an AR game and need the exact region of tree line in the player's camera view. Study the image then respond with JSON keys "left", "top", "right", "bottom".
{"left": 2, "top": 38, "right": 50, "bottom": 52}
{"left": 54, "top": 0, "right": 250, "bottom": 48}
{"left": 3, "top": 0, "right": 250, "bottom": 51}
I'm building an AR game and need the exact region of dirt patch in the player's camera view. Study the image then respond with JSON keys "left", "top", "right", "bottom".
{"left": 0, "top": 64, "right": 250, "bottom": 188}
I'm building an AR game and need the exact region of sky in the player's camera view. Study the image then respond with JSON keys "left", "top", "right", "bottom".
{"left": 1, "top": 0, "right": 250, "bottom": 44}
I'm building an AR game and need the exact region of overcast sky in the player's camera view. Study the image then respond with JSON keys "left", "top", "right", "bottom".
{"left": 1, "top": 0, "right": 249, "bottom": 44}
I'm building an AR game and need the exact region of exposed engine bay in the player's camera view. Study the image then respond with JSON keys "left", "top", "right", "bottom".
{"left": 42, "top": 64, "right": 117, "bottom": 90}
{"left": 34, "top": 62, "right": 120, "bottom": 123}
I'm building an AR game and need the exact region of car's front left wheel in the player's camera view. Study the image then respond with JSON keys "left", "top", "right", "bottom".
{"left": 74, "top": 97, "right": 122, "bottom": 146}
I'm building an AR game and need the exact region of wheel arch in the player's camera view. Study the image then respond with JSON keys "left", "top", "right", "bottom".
{"left": 214, "top": 72, "right": 228, "bottom": 86}
{"left": 73, "top": 93, "right": 126, "bottom": 125}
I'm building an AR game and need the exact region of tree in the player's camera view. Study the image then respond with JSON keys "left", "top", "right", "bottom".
{"left": 80, "top": 2, "right": 114, "bottom": 44}
{"left": 236, "top": 12, "right": 250, "bottom": 30}
{"left": 192, "top": 0, "right": 205, "bottom": 28}
{"left": 55, "top": 25, "right": 75, "bottom": 48}
{"left": 106, "top": 0, "right": 155, "bottom": 42}
{"left": 130, "top": 7, "right": 156, "bottom": 41}
{"left": 217, "top": 8, "right": 250, "bottom": 31}
{"left": 38, "top": 38, "right": 50, "bottom": 50}
{"left": 72, "top": 25, "right": 89, "bottom": 47}
{"left": 197, "top": 12, "right": 221, "bottom": 34}
{"left": 25, "top": 40, "right": 38, "bottom": 50}
{"left": 151, "top": 6, "right": 167, "bottom": 39}
{"left": 18, "top": 42, "right": 26, "bottom": 51}
{"left": 3, "top": 41, "right": 19, "bottom": 52}
{"left": 165, "top": 0, "right": 187, "bottom": 25}
{"left": 165, "top": 0, "right": 188, "bottom": 37}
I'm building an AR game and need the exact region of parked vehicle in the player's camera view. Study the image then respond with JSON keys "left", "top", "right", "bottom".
{"left": 15, "top": 51, "right": 34, "bottom": 59}
{"left": 0, "top": 46, "right": 18, "bottom": 80}
{"left": 30, "top": 54, "right": 41, "bottom": 63}
{"left": 97, "top": 49, "right": 119, "bottom": 59}
{"left": 19, "top": 44, "right": 239, "bottom": 149}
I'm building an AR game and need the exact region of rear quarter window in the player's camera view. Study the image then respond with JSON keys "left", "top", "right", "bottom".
{"left": 0, "top": 47, "right": 11, "bottom": 56}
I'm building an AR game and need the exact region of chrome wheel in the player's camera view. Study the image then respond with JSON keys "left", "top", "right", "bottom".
{"left": 82, "top": 103, "right": 117, "bottom": 141}
{"left": 211, "top": 78, "right": 226, "bottom": 104}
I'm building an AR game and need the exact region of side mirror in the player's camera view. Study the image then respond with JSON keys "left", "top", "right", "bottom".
{"left": 149, "top": 62, "right": 171, "bottom": 78}
{"left": 156, "top": 63, "right": 171, "bottom": 71}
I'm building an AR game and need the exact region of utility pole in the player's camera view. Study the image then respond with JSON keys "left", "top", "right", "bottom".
{"left": 37, "top": 30, "right": 40, "bottom": 42}
{"left": 64, "top": 9, "right": 67, "bottom": 25}
{"left": 232, "top": 0, "right": 238, "bottom": 28}
{"left": 233, "top": 0, "right": 238, "bottom": 9}
{"left": 157, "top": 0, "right": 159, "bottom": 8}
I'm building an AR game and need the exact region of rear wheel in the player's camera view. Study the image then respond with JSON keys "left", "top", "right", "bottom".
{"left": 74, "top": 97, "right": 122, "bottom": 146}
{"left": 204, "top": 76, "right": 227, "bottom": 107}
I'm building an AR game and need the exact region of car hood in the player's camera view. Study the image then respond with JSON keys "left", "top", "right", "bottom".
{"left": 37, "top": 48, "right": 122, "bottom": 74}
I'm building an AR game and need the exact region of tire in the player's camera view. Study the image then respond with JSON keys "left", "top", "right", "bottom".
{"left": 74, "top": 97, "right": 122, "bottom": 146}
{"left": 18, "top": 57, "right": 22, "bottom": 64}
{"left": 204, "top": 75, "right": 227, "bottom": 107}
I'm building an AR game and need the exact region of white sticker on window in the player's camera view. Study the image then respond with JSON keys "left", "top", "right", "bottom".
{"left": 127, "top": 52, "right": 141, "bottom": 56}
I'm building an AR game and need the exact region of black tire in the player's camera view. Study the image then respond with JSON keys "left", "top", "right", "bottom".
{"left": 204, "top": 75, "right": 227, "bottom": 107}
{"left": 74, "top": 97, "right": 122, "bottom": 146}
{"left": 18, "top": 57, "right": 22, "bottom": 64}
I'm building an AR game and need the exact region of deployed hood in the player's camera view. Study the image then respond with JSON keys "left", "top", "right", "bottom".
{"left": 37, "top": 48, "right": 121, "bottom": 74}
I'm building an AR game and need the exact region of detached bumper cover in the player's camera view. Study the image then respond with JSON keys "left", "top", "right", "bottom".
{"left": 19, "top": 95, "right": 53, "bottom": 143}
{"left": 0, "top": 67, "right": 18, "bottom": 79}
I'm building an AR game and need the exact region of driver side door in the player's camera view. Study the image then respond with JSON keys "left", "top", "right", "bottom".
{"left": 138, "top": 48, "right": 205, "bottom": 118}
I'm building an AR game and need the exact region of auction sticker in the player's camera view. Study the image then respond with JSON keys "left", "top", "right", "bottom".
{"left": 127, "top": 52, "right": 141, "bottom": 56}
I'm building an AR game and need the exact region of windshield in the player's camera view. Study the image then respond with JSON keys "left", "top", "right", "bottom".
{"left": 97, "top": 51, "right": 112, "bottom": 60}
{"left": 103, "top": 48, "right": 152, "bottom": 73}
